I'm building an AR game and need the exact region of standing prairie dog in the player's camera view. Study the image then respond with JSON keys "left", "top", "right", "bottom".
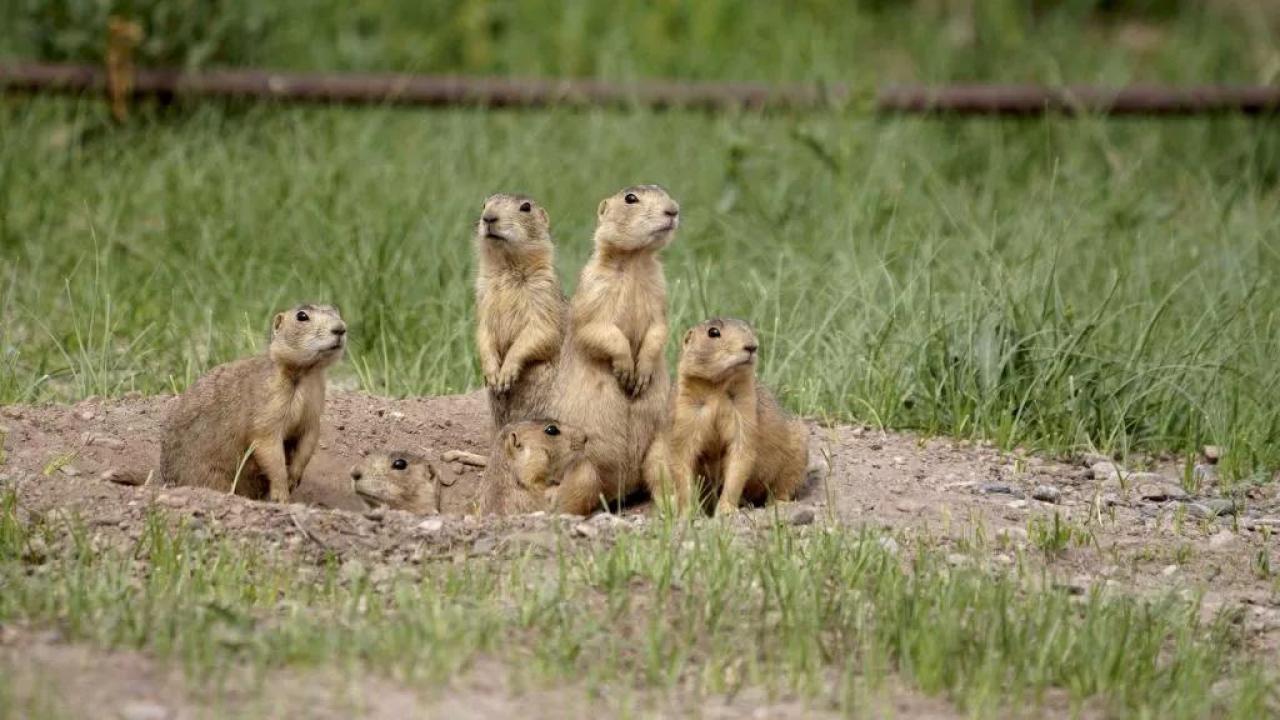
{"left": 479, "top": 420, "right": 601, "bottom": 516}
{"left": 552, "top": 185, "right": 680, "bottom": 505}
{"left": 350, "top": 452, "right": 440, "bottom": 515}
{"left": 656, "top": 318, "right": 807, "bottom": 515}
{"left": 474, "top": 193, "right": 567, "bottom": 431}
{"left": 160, "top": 304, "right": 346, "bottom": 503}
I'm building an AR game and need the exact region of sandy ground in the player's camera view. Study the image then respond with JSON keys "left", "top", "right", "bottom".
{"left": 1, "top": 390, "right": 1277, "bottom": 718}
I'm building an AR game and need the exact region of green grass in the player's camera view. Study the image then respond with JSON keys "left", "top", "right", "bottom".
{"left": 2, "top": 97, "right": 1279, "bottom": 480}
{"left": 4, "top": 0, "right": 1279, "bottom": 86}
{"left": 0, "top": 492, "right": 1274, "bottom": 717}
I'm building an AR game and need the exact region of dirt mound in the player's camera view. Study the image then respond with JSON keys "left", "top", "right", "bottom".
{"left": 1, "top": 391, "right": 1277, "bottom": 649}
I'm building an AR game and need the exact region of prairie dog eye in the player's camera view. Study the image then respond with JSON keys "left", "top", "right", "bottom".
{"left": 624, "top": 193, "right": 639, "bottom": 204}
{"left": 707, "top": 327, "right": 721, "bottom": 339}
{"left": 391, "top": 458, "right": 408, "bottom": 470}
{"left": 296, "top": 310, "right": 310, "bottom": 322}
{"left": 543, "top": 424, "right": 560, "bottom": 436}
{"left": 519, "top": 201, "right": 532, "bottom": 212}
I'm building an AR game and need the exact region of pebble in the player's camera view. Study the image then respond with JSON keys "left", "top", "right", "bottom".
{"left": 1031, "top": 485, "right": 1061, "bottom": 504}
{"left": 1202, "top": 445, "right": 1222, "bottom": 464}
{"left": 82, "top": 433, "right": 125, "bottom": 449}
{"left": 997, "top": 527, "right": 1028, "bottom": 543}
{"left": 588, "top": 512, "right": 627, "bottom": 528}
{"left": 789, "top": 508, "right": 816, "bottom": 526}
{"left": 1189, "top": 499, "right": 1236, "bottom": 519}
{"left": 363, "top": 507, "right": 385, "bottom": 522}
{"left": 1006, "top": 499, "right": 1028, "bottom": 510}
{"left": 415, "top": 518, "right": 444, "bottom": 534}
{"left": 1161, "top": 564, "right": 1179, "bottom": 576}
{"left": 100, "top": 468, "right": 142, "bottom": 486}
{"left": 155, "top": 493, "right": 187, "bottom": 509}
{"left": 572, "top": 523, "right": 599, "bottom": 539}
{"left": 978, "top": 482, "right": 1015, "bottom": 495}
{"left": 1193, "top": 464, "right": 1218, "bottom": 486}
{"left": 119, "top": 701, "right": 170, "bottom": 720}
{"left": 894, "top": 499, "right": 923, "bottom": 513}
{"left": 1208, "top": 531, "right": 1238, "bottom": 551}
{"left": 1080, "top": 452, "right": 1112, "bottom": 468}
{"left": 1088, "top": 461, "right": 1123, "bottom": 481}
{"left": 876, "top": 537, "right": 900, "bottom": 555}
{"left": 58, "top": 464, "right": 81, "bottom": 477}
{"left": 1137, "top": 481, "right": 1188, "bottom": 502}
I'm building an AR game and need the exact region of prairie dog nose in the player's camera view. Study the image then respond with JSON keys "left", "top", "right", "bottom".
{"left": 744, "top": 343, "right": 758, "bottom": 354}
{"left": 350, "top": 468, "right": 362, "bottom": 480}
{"left": 332, "top": 324, "right": 347, "bottom": 336}
{"left": 482, "top": 213, "right": 499, "bottom": 224}
{"left": 664, "top": 206, "right": 680, "bottom": 218}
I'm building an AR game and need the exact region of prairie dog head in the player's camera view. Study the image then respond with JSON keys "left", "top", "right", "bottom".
{"left": 502, "top": 420, "right": 588, "bottom": 490}
{"left": 477, "top": 193, "right": 552, "bottom": 253}
{"left": 350, "top": 452, "right": 439, "bottom": 515}
{"left": 678, "top": 318, "right": 760, "bottom": 383}
{"left": 594, "top": 185, "right": 680, "bottom": 252}
{"left": 270, "top": 304, "right": 347, "bottom": 370}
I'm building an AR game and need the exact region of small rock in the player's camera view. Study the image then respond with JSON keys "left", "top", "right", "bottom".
{"left": 1088, "top": 461, "right": 1123, "bottom": 481}
{"left": 1186, "top": 503, "right": 1214, "bottom": 519}
{"left": 1190, "top": 499, "right": 1236, "bottom": 519}
{"left": 573, "top": 523, "right": 599, "bottom": 539}
{"left": 77, "top": 410, "right": 95, "bottom": 421}
{"left": 894, "top": 499, "right": 924, "bottom": 513}
{"left": 389, "top": 411, "right": 405, "bottom": 420}
{"left": 1208, "top": 531, "right": 1238, "bottom": 551}
{"left": 1080, "top": 452, "right": 1112, "bottom": 468}
{"left": 58, "top": 464, "right": 81, "bottom": 477}
{"left": 363, "top": 507, "right": 385, "bottom": 522}
{"left": 1161, "top": 564, "right": 1179, "bottom": 576}
{"left": 979, "top": 482, "right": 1015, "bottom": 495}
{"left": 155, "top": 493, "right": 187, "bottom": 509}
{"left": 415, "top": 518, "right": 444, "bottom": 534}
{"left": 1006, "top": 499, "right": 1028, "bottom": 510}
{"left": 1193, "top": 464, "right": 1218, "bottom": 486}
{"left": 790, "top": 508, "right": 816, "bottom": 526}
{"left": 1202, "top": 446, "right": 1222, "bottom": 465}
{"left": 876, "top": 537, "right": 900, "bottom": 555}
{"left": 1031, "top": 485, "right": 1061, "bottom": 504}
{"left": 997, "top": 527, "right": 1028, "bottom": 543}
{"left": 119, "top": 701, "right": 170, "bottom": 720}
{"left": 82, "top": 433, "right": 125, "bottom": 450}
{"left": 1138, "top": 481, "right": 1188, "bottom": 502}
{"left": 99, "top": 468, "right": 141, "bottom": 486}
{"left": 588, "top": 512, "right": 627, "bottom": 528}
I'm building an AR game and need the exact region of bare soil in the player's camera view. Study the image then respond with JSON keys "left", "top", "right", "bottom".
{"left": 1, "top": 390, "right": 1277, "bottom": 718}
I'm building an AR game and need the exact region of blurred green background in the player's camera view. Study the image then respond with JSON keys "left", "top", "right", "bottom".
{"left": 3, "top": 0, "right": 1278, "bottom": 85}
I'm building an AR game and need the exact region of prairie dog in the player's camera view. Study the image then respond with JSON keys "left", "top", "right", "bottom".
{"left": 656, "top": 318, "right": 807, "bottom": 515}
{"left": 474, "top": 193, "right": 567, "bottom": 431}
{"left": 552, "top": 185, "right": 680, "bottom": 505}
{"left": 479, "top": 420, "right": 601, "bottom": 516}
{"left": 350, "top": 452, "right": 440, "bottom": 515}
{"left": 160, "top": 304, "right": 346, "bottom": 503}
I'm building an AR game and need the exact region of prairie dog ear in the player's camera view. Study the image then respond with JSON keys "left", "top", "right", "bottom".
{"left": 506, "top": 431, "right": 521, "bottom": 455}
{"left": 272, "top": 313, "right": 285, "bottom": 336}
{"left": 682, "top": 328, "right": 695, "bottom": 346}
{"left": 597, "top": 198, "right": 609, "bottom": 217}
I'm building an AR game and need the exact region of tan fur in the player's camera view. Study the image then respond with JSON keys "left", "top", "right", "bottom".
{"left": 551, "top": 185, "right": 680, "bottom": 505}
{"left": 479, "top": 420, "right": 600, "bottom": 516}
{"left": 160, "top": 304, "right": 346, "bottom": 503}
{"left": 474, "top": 193, "right": 567, "bottom": 431}
{"left": 653, "top": 318, "right": 807, "bottom": 515}
{"left": 350, "top": 452, "right": 440, "bottom": 515}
